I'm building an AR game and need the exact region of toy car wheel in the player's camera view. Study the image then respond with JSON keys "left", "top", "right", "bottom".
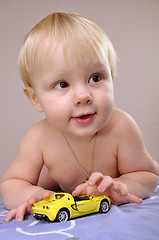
{"left": 99, "top": 200, "right": 110, "bottom": 213}
{"left": 56, "top": 209, "right": 70, "bottom": 222}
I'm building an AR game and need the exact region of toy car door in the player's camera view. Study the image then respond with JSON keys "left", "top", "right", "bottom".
{"left": 76, "top": 196, "right": 97, "bottom": 213}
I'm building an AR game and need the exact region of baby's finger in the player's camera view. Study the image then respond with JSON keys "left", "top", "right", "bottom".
{"left": 88, "top": 172, "right": 104, "bottom": 186}
{"left": 113, "top": 182, "right": 128, "bottom": 196}
{"left": 97, "top": 176, "right": 114, "bottom": 193}
{"left": 72, "top": 185, "right": 83, "bottom": 196}
{"left": 42, "top": 191, "right": 52, "bottom": 200}
{"left": 72, "top": 183, "right": 86, "bottom": 196}
{"left": 15, "top": 202, "right": 28, "bottom": 221}
{"left": 127, "top": 193, "right": 142, "bottom": 204}
{"left": 4, "top": 209, "right": 17, "bottom": 222}
{"left": 28, "top": 198, "right": 38, "bottom": 206}
{"left": 28, "top": 191, "right": 52, "bottom": 207}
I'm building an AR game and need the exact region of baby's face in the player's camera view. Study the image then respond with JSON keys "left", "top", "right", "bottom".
{"left": 30, "top": 43, "right": 114, "bottom": 138}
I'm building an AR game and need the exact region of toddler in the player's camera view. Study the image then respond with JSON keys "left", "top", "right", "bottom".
{"left": 0, "top": 12, "right": 158, "bottom": 222}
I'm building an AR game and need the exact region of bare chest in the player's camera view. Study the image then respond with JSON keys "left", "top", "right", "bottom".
{"left": 42, "top": 137, "right": 118, "bottom": 193}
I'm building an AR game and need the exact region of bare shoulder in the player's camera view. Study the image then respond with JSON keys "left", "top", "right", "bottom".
{"left": 2, "top": 119, "right": 59, "bottom": 183}
{"left": 23, "top": 118, "right": 51, "bottom": 138}
{"left": 17, "top": 118, "right": 61, "bottom": 164}
{"left": 20, "top": 118, "right": 57, "bottom": 147}
{"left": 101, "top": 108, "right": 140, "bottom": 139}
{"left": 108, "top": 108, "right": 145, "bottom": 143}
{"left": 110, "top": 108, "right": 158, "bottom": 175}
{"left": 111, "top": 108, "right": 138, "bottom": 130}
{"left": 111, "top": 108, "right": 144, "bottom": 150}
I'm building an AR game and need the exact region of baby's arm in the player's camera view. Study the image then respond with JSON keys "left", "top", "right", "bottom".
{"left": 73, "top": 111, "right": 158, "bottom": 203}
{"left": 0, "top": 124, "right": 57, "bottom": 221}
{"left": 114, "top": 112, "right": 158, "bottom": 199}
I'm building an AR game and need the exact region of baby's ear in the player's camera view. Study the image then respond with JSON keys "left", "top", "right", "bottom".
{"left": 23, "top": 86, "right": 43, "bottom": 112}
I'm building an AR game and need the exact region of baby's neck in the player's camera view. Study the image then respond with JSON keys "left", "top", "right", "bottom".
{"left": 61, "top": 131, "right": 97, "bottom": 145}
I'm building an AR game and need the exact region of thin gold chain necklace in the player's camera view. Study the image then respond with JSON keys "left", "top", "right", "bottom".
{"left": 62, "top": 133, "right": 97, "bottom": 183}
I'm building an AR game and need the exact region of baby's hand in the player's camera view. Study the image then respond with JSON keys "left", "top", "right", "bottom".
{"left": 72, "top": 172, "right": 142, "bottom": 205}
{"left": 4, "top": 191, "right": 52, "bottom": 222}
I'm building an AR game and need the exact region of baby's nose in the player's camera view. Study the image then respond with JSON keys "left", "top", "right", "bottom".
{"left": 73, "top": 88, "right": 93, "bottom": 105}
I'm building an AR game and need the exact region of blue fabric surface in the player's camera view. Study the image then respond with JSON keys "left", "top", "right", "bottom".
{"left": 0, "top": 181, "right": 159, "bottom": 240}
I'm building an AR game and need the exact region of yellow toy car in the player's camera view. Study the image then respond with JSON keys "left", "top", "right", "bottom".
{"left": 32, "top": 192, "right": 111, "bottom": 222}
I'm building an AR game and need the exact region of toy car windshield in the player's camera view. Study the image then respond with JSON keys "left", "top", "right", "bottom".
{"left": 73, "top": 196, "right": 90, "bottom": 201}
{"left": 55, "top": 193, "right": 65, "bottom": 199}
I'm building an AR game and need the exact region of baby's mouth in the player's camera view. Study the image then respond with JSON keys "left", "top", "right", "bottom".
{"left": 77, "top": 114, "right": 92, "bottom": 119}
{"left": 72, "top": 113, "right": 95, "bottom": 125}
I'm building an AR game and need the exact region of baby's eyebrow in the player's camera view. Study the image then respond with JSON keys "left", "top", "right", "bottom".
{"left": 90, "top": 63, "right": 109, "bottom": 74}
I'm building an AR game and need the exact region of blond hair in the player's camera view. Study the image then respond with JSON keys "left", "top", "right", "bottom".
{"left": 18, "top": 12, "right": 117, "bottom": 86}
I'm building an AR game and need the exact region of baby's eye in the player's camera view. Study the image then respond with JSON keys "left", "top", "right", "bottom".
{"left": 89, "top": 74, "right": 101, "bottom": 84}
{"left": 54, "top": 81, "right": 69, "bottom": 89}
